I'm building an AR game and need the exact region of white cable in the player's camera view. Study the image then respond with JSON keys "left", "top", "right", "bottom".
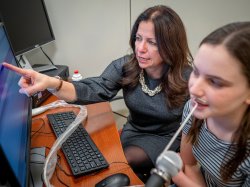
{"left": 34, "top": 100, "right": 88, "bottom": 187}
{"left": 164, "top": 102, "right": 197, "bottom": 152}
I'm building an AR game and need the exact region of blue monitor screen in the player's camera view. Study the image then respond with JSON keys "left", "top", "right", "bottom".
{"left": 0, "top": 23, "right": 31, "bottom": 187}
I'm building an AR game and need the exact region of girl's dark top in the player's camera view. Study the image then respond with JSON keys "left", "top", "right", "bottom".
{"left": 72, "top": 55, "right": 192, "bottom": 163}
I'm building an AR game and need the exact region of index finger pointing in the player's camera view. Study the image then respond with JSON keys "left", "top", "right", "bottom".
{"left": 2, "top": 62, "right": 28, "bottom": 76}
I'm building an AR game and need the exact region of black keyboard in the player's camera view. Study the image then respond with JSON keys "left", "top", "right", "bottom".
{"left": 47, "top": 111, "right": 109, "bottom": 176}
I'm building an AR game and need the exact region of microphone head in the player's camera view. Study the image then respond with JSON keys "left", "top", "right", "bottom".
{"left": 156, "top": 150, "right": 182, "bottom": 178}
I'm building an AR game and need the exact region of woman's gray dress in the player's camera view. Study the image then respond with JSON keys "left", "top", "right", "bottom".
{"left": 72, "top": 55, "right": 191, "bottom": 163}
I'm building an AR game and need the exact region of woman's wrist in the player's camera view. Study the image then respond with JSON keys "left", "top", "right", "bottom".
{"left": 47, "top": 76, "right": 63, "bottom": 93}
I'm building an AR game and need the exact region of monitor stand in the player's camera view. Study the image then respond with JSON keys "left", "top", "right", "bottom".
{"left": 17, "top": 54, "right": 33, "bottom": 69}
{"left": 19, "top": 54, "right": 57, "bottom": 72}
{"left": 33, "top": 63, "right": 58, "bottom": 73}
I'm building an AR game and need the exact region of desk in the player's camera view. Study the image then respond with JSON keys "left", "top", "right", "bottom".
{"left": 31, "top": 95, "right": 143, "bottom": 186}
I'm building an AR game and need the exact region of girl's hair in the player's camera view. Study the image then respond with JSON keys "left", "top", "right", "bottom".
{"left": 122, "top": 5, "right": 193, "bottom": 108}
{"left": 187, "top": 22, "right": 250, "bottom": 182}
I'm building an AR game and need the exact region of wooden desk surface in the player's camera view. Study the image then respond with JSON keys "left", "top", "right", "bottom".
{"left": 31, "top": 96, "right": 143, "bottom": 186}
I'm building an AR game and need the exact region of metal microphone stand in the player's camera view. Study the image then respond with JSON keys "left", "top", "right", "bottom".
{"left": 145, "top": 103, "right": 198, "bottom": 187}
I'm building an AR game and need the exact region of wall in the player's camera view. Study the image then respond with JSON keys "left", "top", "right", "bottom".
{"left": 27, "top": 0, "right": 131, "bottom": 78}
{"left": 131, "top": 0, "right": 250, "bottom": 55}
{"left": 27, "top": 0, "right": 250, "bottom": 77}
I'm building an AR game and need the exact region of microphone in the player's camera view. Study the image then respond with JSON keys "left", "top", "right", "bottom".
{"left": 145, "top": 102, "right": 198, "bottom": 187}
{"left": 145, "top": 151, "right": 182, "bottom": 187}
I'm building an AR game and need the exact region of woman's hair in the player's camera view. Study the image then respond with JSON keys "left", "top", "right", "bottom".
{"left": 187, "top": 21, "right": 250, "bottom": 182}
{"left": 122, "top": 5, "right": 193, "bottom": 108}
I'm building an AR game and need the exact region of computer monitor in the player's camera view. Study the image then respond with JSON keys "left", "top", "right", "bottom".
{"left": 0, "top": 0, "right": 55, "bottom": 56}
{"left": 0, "top": 0, "right": 57, "bottom": 73}
{"left": 0, "top": 23, "right": 32, "bottom": 187}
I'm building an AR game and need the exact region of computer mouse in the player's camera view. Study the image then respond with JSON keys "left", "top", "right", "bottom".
{"left": 95, "top": 173, "right": 130, "bottom": 187}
